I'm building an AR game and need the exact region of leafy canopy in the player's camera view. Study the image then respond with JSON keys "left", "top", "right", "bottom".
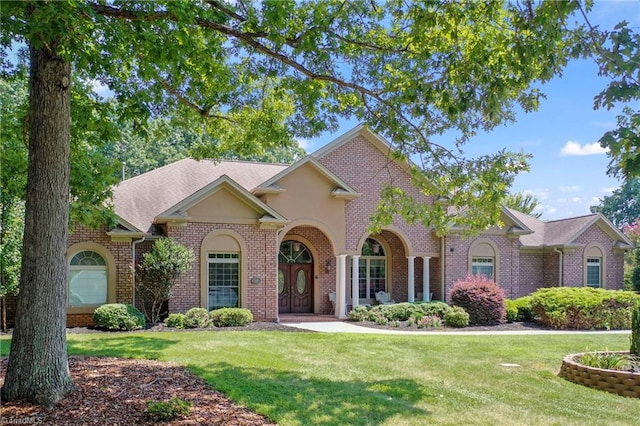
{"left": 1, "top": 0, "right": 593, "bottom": 234}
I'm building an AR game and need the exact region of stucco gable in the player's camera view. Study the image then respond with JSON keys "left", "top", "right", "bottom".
{"left": 254, "top": 156, "right": 360, "bottom": 199}
{"left": 157, "top": 175, "right": 287, "bottom": 227}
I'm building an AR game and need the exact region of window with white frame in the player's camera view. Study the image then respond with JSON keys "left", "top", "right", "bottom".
{"left": 471, "top": 257, "right": 494, "bottom": 279}
{"left": 355, "top": 238, "right": 386, "bottom": 299}
{"left": 69, "top": 250, "right": 107, "bottom": 306}
{"left": 586, "top": 257, "right": 601, "bottom": 288}
{"left": 208, "top": 253, "right": 239, "bottom": 310}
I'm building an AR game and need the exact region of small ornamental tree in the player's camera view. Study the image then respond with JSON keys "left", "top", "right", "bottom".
{"left": 450, "top": 274, "right": 506, "bottom": 325}
{"left": 631, "top": 301, "right": 640, "bottom": 356}
{"left": 136, "top": 238, "right": 193, "bottom": 324}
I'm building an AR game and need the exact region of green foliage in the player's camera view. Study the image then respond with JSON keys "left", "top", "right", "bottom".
{"left": 504, "top": 299, "right": 518, "bottom": 323}
{"left": 164, "top": 313, "right": 186, "bottom": 329}
{"left": 184, "top": 308, "right": 211, "bottom": 329}
{"left": 631, "top": 302, "right": 640, "bottom": 356}
{"left": 348, "top": 301, "right": 463, "bottom": 328}
{"left": 348, "top": 305, "right": 369, "bottom": 322}
{"left": 145, "top": 397, "right": 192, "bottom": 422}
{"left": 503, "top": 192, "right": 542, "bottom": 218}
{"left": 209, "top": 308, "right": 253, "bottom": 327}
{"left": 415, "top": 301, "right": 453, "bottom": 318}
{"left": 444, "top": 306, "right": 470, "bottom": 328}
{"left": 450, "top": 275, "right": 506, "bottom": 325}
{"left": 93, "top": 304, "right": 145, "bottom": 331}
{"left": 415, "top": 315, "right": 443, "bottom": 329}
{"left": 511, "top": 296, "right": 536, "bottom": 322}
{"left": 590, "top": 178, "right": 639, "bottom": 228}
{"left": 579, "top": 352, "right": 634, "bottom": 371}
{"left": 136, "top": 238, "right": 194, "bottom": 324}
{"left": 529, "top": 287, "right": 640, "bottom": 330}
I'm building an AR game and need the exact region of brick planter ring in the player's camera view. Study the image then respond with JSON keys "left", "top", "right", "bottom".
{"left": 559, "top": 352, "right": 640, "bottom": 398}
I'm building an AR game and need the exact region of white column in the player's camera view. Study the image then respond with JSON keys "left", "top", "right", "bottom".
{"left": 337, "top": 254, "right": 348, "bottom": 318}
{"left": 351, "top": 255, "right": 360, "bottom": 308}
{"left": 407, "top": 256, "right": 415, "bottom": 303}
{"left": 423, "top": 256, "right": 431, "bottom": 301}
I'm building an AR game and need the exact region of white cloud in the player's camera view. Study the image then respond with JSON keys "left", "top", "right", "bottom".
{"left": 600, "top": 187, "right": 616, "bottom": 194}
{"left": 296, "top": 138, "right": 311, "bottom": 152}
{"left": 570, "top": 197, "right": 582, "bottom": 203}
{"left": 559, "top": 141, "right": 608, "bottom": 156}
{"left": 558, "top": 185, "right": 582, "bottom": 192}
{"left": 523, "top": 188, "right": 549, "bottom": 201}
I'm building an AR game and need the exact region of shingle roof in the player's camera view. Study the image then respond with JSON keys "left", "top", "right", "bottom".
{"left": 113, "top": 158, "right": 288, "bottom": 232}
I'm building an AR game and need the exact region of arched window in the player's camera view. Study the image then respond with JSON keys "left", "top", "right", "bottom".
{"left": 584, "top": 244, "right": 604, "bottom": 288}
{"left": 69, "top": 250, "right": 108, "bottom": 306}
{"left": 468, "top": 240, "right": 498, "bottom": 281}
{"left": 358, "top": 237, "right": 386, "bottom": 299}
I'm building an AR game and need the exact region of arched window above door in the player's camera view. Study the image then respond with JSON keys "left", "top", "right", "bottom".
{"left": 279, "top": 240, "right": 312, "bottom": 264}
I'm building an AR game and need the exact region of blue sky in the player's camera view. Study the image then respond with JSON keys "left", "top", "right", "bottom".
{"left": 301, "top": 0, "right": 639, "bottom": 221}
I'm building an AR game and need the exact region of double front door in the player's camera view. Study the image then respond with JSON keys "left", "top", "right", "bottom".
{"left": 278, "top": 263, "right": 313, "bottom": 314}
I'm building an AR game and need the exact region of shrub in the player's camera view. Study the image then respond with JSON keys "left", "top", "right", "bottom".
{"left": 349, "top": 305, "right": 370, "bottom": 322}
{"left": 529, "top": 287, "right": 640, "bottom": 330}
{"left": 136, "top": 238, "right": 194, "bottom": 324}
{"left": 146, "top": 397, "right": 192, "bottom": 421}
{"left": 504, "top": 299, "right": 518, "bottom": 322}
{"left": 93, "top": 304, "right": 145, "bottom": 331}
{"left": 382, "top": 303, "right": 421, "bottom": 321}
{"left": 450, "top": 274, "right": 506, "bottom": 325}
{"left": 632, "top": 301, "right": 640, "bottom": 356}
{"left": 512, "top": 296, "right": 535, "bottom": 322}
{"left": 184, "top": 307, "right": 211, "bottom": 328}
{"left": 164, "top": 313, "right": 186, "bottom": 329}
{"left": 416, "top": 301, "right": 452, "bottom": 318}
{"left": 210, "top": 308, "right": 253, "bottom": 327}
{"left": 416, "top": 315, "right": 443, "bottom": 329}
{"left": 444, "top": 306, "right": 470, "bottom": 328}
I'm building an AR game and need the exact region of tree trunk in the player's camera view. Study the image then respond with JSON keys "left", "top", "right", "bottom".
{"left": 1, "top": 42, "right": 75, "bottom": 407}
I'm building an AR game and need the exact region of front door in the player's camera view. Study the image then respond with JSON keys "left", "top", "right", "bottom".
{"left": 278, "top": 263, "right": 313, "bottom": 313}
{"left": 278, "top": 241, "right": 313, "bottom": 314}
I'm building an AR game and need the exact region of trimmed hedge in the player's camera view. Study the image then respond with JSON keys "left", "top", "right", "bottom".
{"left": 184, "top": 307, "right": 211, "bottom": 328}
{"left": 444, "top": 306, "right": 470, "bottom": 328}
{"left": 450, "top": 274, "right": 506, "bottom": 325}
{"left": 348, "top": 301, "right": 461, "bottom": 328}
{"left": 210, "top": 308, "right": 253, "bottom": 327}
{"left": 93, "top": 304, "right": 145, "bottom": 331}
{"left": 530, "top": 287, "right": 640, "bottom": 330}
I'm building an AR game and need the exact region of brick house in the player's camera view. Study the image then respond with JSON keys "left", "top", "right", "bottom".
{"left": 57, "top": 125, "right": 633, "bottom": 326}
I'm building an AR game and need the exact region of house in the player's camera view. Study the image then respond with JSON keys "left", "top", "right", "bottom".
{"left": 53, "top": 125, "right": 634, "bottom": 327}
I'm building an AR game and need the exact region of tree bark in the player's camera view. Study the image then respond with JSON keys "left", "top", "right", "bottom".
{"left": 1, "top": 42, "right": 75, "bottom": 406}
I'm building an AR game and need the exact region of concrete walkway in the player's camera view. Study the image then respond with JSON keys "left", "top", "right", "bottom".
{"left": 282, "top": 321, "right": 632, "bottom": 335}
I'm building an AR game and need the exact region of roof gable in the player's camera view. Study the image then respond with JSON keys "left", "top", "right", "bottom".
{"left": 254, "top": 156, "right": 360, "bottom": 199}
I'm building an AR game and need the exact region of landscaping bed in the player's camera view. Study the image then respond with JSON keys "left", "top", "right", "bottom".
{"left": 559, "top": 352, "right": 640, "bottom": 398}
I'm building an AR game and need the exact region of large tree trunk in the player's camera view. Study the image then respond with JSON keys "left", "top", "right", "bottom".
{"left": 1, "top": 42, "right": 75, "bottom": 406}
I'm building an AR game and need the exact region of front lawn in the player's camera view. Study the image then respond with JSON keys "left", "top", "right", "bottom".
{"left": 1, "top": 331, "right": 638, "bottom": 425}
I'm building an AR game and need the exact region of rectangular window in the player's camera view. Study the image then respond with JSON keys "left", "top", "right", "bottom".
{"left": 69, "top": 269, "right": 107, "bottom": 306}
{"left": 471, "top": 257, "right": 494, "bottom": 279}
{"left": 586, "top": 257, "right": 601, "bottom": 288}
{"left": 208, "top": 253, "right": 239, "bottom": 310}
{"left": 354, "top": 259, "right": 386, "bottom": 299}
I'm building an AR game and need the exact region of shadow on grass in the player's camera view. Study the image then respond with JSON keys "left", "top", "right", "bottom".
{"left": 190, "top": 362, "right": 434, "bottom": 425}
{"left": 67, "top": 334, "right": 180, "bottom": 360}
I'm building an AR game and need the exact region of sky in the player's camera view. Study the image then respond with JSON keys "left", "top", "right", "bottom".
{"left": 300, "top": 0, "right": 639, "bottom": 222}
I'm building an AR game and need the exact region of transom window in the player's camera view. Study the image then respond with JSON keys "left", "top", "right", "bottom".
{"left": 208, "top": 253, "right": 239, "bottom": 310}
{"left": 279, "top": 241, "right": 312, "bottom": 264}
{"left": 586, "top": 257, "right": 601, "bottom": 288}
{"left": 69, "top": 250, "right": 107, "bottom": 306}
{"left": 471, "top": 257, "right": 494, "bottom": 279}
{"left": 356, "top": 238, "right": 386, "bottom": 299}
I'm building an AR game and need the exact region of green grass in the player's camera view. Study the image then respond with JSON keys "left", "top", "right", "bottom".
{"left": 2, "top": 331, "right": 639, "bottom": 425}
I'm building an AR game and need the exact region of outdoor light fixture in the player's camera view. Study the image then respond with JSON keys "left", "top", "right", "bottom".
{"left": 292, "top": 241, "right": 301, "bottom": 252}
{"left": 372, "top": 242, "right": 381, "bottom": 254}
{"left": 325, "top": 259, "right": 332, "bottom": 273}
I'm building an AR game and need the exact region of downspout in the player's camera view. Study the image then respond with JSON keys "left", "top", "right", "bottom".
{"left": 131, "top": 236, "right": 146, "bottom": 308}
{"left": 441, "top": 236, "right": 446, "bottom": 302}
{"left": 554, "top": 247, "right": 563, "bottom": 287}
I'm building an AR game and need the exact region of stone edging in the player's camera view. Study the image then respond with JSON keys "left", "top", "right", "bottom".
{"left": 558, "top": 352, "right": 640, "bottom": 398}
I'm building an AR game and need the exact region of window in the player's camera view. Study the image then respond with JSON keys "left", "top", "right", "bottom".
{"left": 472, "top": 257, "right": 494, "bottom": 279}
{"left": 586, "top": 257, "right": 601, "bottom": 288}
{"left": 356, "top": 238, "right": 386, "bottom": 299}
{"left": 69, "top": 250, "right": 107, "bottom": 306}
{"left": 208, "top": 253, "right": 239, "bottom": 310}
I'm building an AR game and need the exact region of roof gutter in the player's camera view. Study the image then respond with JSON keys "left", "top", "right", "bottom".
{"left": 554, "top": 247, "right": 563, "bottom": 286}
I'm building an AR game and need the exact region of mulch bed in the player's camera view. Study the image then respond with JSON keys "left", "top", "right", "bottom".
{"left": 0, "top": 356, "right": 275, "bottom": 425}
